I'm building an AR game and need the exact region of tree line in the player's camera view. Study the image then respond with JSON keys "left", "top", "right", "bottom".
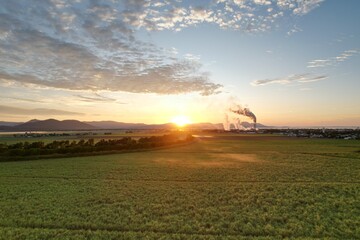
{"left": 0, "top": 134, "right": 194, "bottom": 159}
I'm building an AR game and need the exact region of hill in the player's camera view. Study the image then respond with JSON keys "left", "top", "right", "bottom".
{"left": 11, "top": 119, "right": 97, "bottom": 131}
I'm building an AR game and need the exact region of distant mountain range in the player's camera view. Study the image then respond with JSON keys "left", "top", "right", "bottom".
{"left": 0, "top": 119, "right": 266, "bottom": 131}
{"left": 0, "top": 119, "right": 96, "bottom": 131}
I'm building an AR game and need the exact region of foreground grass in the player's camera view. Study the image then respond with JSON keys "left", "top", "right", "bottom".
{"left": 0, "top": 134, "right": 359, "bottom": 239}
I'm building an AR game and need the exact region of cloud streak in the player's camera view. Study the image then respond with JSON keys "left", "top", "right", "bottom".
{"left": 251, "top": 73, "right": 328, "bottom": 86}
{"left": 0, "top": 96, "right": 45, "bottom": 103}
{"left": 75, "top": 93, "right": 126, "bottom": 104}
{"left": 0, "top": 105, "right": 84, "bottom": 116}
{"left": 307, "top": 49, "right": 359, "bottom": 68}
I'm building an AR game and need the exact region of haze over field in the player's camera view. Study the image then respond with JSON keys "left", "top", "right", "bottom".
{"left": 0, "top": 0, "right": 359, "bottom": 126}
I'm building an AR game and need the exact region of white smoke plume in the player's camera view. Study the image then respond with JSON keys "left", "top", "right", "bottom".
{"left": 224, "top": 114, "right": 230, "bottom": 131}
{"left": 234, "top": 118, "right": 243, "bottom": 130}
{"left": 230, "top": 105, "right": 257, "bottom": 124}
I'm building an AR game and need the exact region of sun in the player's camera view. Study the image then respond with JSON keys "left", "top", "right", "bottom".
{"left": 171, "top": 115, "right": 191, "bottom": 127}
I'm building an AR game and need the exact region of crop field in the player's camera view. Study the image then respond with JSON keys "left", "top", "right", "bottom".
{"left": 0, "top": 134, "right": 359, "bottom": 239}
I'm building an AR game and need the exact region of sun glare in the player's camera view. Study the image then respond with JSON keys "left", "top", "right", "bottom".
{"left": 171, "top": 115, "right": 191, "bottom": 127}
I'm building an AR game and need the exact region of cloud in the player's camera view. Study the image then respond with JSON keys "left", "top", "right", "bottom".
{"left": 251, "top": 73, "right": 328, "bottom": 86}
{"left": 0, "top": 0, "right": 325, "bottom": 96}
{"left": 307, "top": 49, "right": 360, "bottom": 68}
{"left": 75, "top": 93, "right": 126, "bottom": 104}
{"left": 0, "top": 0, "right": 221, "bottom": 96}
{"left": 0, "top": 105, "right": 84, "bottom": 116}
{"left": 123, "top": 0, "right": 324, "bottom": 32}
{"left": 287, "top": 25, "right": 303, "bottom": 36}
{"left": 0, "top": 96, "right": 45, "bottom": 103}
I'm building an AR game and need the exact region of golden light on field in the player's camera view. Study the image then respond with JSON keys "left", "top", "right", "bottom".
{"left": 171, "top": 115, "right": 191, "bottom": 127}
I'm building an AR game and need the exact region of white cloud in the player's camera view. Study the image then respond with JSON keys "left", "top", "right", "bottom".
{"left": 251, "top": 73, "right": 327, "bottom": 86}
{"left": 287, "top": 25, "right": 302, "bottom": 36}
{"left": 277, "top": 0, "right": 324, "bottom": 15}
{"left": 292, "top": 0, "right": 325, "bottom": 15}
{"left": 307, "top": 59, "right": 333, "bottom": 68}
{"left": 307, "top": 49, "right": 359, "bottom": 68}
{"left": 122, "top": 0, "right": 325, "bottom": 32}
{"left": 253, "top": 0, "right": 272, "bottom": 5}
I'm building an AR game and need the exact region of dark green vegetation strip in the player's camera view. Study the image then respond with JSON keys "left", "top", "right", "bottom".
{"left": 0, "top": 133, "right": 195, "bottom": 162}
{"left": 0, "top": 135, "right": 359, "bottom": 239}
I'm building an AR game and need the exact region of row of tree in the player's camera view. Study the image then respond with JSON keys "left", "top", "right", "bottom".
{"left": 0, "top": 134, "right": 194, "bottom": 158}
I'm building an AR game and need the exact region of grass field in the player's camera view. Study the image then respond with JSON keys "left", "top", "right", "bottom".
{"left": 0, "top": 134, "right": 359, "bottom": 239}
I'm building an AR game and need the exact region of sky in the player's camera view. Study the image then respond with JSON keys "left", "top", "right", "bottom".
{"left": 0, "top": 0, "right": 359, "bottom": 126}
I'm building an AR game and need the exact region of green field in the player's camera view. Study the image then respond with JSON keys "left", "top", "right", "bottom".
{"left": 0, "top": 134, "right": 359, "bottom": 239}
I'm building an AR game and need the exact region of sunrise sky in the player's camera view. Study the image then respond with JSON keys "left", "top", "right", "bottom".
{"left": 0, "top": 0, "right": 359, "bottom": 126}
